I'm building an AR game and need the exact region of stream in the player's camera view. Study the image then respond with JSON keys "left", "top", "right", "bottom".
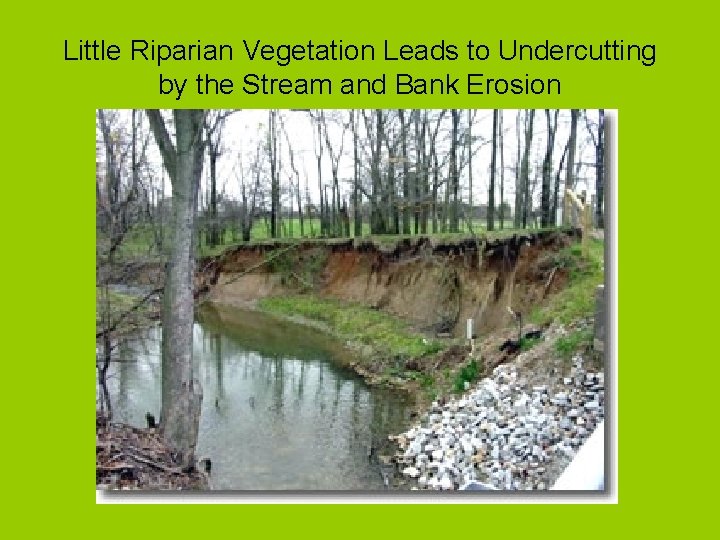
{"left": 103, "top": 304, "right": 411, "bottom": 490}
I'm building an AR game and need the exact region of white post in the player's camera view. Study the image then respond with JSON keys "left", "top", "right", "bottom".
{"left": 467, "top": 318, "right": 474, "bottom": 353}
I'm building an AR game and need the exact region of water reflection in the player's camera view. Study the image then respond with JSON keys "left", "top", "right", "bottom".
{"left": 105, "top": 304, "right": 410, "bottom": 490}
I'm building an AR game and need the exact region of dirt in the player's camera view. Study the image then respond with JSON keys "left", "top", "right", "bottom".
{"left": 193, "top": 229, "right": 584, "bottom": 411}
{"left": 202, "top": 229, "right": 579, "bottom": 340}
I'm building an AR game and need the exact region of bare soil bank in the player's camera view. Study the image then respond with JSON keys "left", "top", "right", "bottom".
{"left": 198, "top": 229, "right": 580, "bottom": 339}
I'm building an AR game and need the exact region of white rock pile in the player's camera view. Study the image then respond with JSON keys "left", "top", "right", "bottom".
{"left": 393, "top": 356, "right": 604, "bottom": 490}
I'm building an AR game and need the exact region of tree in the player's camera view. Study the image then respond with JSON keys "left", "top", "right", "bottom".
{"left": 541, "top": 109, "right": 559, "bottom": 227}
{"left": 413, "top": 110, "right": 428, "bottom": 234}
{"left": 398, "top": 109, "right": 411, "bottom": 235}
{"left": 498, "top": 110, "right": 505, "bottom": 229}
{"left": 585, "top": 109, "right": 605, "bottom": 228}
{"left": 350, "top": 110, "right": 362, "bottom": 237}
{"left": 516, "top": 109, "right": 535, "bottom": 228}
{"left": 563, "top": 109, "right": 579, "bottom": 224}
{"left": 145, "top": 109, "right": 206, "bottom": 468}
{"left": 267, "top": 109, "right": 281, "bottom": 238}
{"left": 487, "top": 109, "right": 499, "bottom": 231}
{"left": 279, "top": 114, "right": 305, "bottom": 238}
{"left": 362, "top": 109, "right": 387, "bottom": 234}
{"left": 204, "top": 110, "right": 235, "bottom": 247}
{"left": 236, "top": 141, "right": 264, "bottom": 242}
{"left": 448, "top": 109, "right": 460, "bottom": 233}
{"left": 321, "top": 111, "right": 349, "bottom": 237}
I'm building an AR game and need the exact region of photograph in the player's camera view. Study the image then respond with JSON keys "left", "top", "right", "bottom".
{"left": 95, "top": 108, "right": 608, "bottom": 492}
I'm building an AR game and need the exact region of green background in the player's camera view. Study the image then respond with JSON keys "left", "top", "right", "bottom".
{"left": 2, "top": 0, "right": 715, "bottom": 535}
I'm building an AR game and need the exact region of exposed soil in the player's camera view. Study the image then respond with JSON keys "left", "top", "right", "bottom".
{"left": 194, "top": 229, "right": 583, "bottom": 410}
{"left": 201, "top": 229, "right": 579, "bottom": 339}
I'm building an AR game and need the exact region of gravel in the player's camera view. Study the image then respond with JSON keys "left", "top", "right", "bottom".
{"left": 392, "top": 354, "right": 604, "bottom": 490}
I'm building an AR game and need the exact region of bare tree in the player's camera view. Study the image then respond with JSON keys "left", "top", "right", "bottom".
{"left": 279, "top": 114, "right": 305, "bottom": 238}
{"left": 516, "top": 109, "right": 535, "bottom": 228}
{"left": 321, "top": 111, "right": 349, "bottom": 237}
{"left": 267, "top": 110, "right": 281, "bottom": 238}
{"left": 448, "top": 109, "right": 460, "bottom": 233}
{"left": 563, "top": 109, "right": 579, "bottom": 224}
{"left": 498, "top": 110, "right": 505, "bottom": 229}
{"left": 350, "top": 110, "right": 362, "bottom": 237}
{"left": 551, "top": 141, "right": 569, "bottom": 225}
{"left": 413, "top": 110, "right": 428, "bottom": 234}
{"left": 311, "top": 111, "right": 327, "bottom": 236}
{"left": 585, "top": 109, "right": 605, "bottom": 228}
{"left": 398, "top": 109, "right": 411, "bottom": 235}
{"left": 362, "top": 109, "right": 387, "bottom": 234}
{"left": 541, "top": 109, "right": 559, "bottom": 227}
{"left": 145, "top": 109, "right": 206, "bottom": 468}
{"left": 488, "top": 109, "right": 499, "bottom": 231}
{"left": 204, "top": 110, "right": 236, "bottom": 247}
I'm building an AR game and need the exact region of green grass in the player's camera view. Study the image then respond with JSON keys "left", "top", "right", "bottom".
{"left": 101, "top": 218, "right": 532, "bottom": 261}
{"left": 555, "top": 327, "right": 594, "bottom": 359}
{"left": 259, "top": 295, "right": 444, "bottom": 360}
{"left": 519, "top": 335, "right": 543, "bottom": 351}
{"left": 531, "top": 238, "right": 604, "bottom": 325}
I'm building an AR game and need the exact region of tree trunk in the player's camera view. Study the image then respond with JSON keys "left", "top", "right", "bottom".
{"left": 399, "top": 109, "right": 411, "bottom": 235}
{"left": 595, "top": 109, "right": 605, "bottom": 228}
{"left": 499, "top": 110, "right": 505, "bottom": 229}
{"left": 269, "top": 110, "right": 280, "bottom": 238}
{"left": 315, "top": 114, "right": 326, "bottom": 236}
{"left": 467, "top": 110, "right": 474, "bottom": 229}
{"left": 541, "top": 109, "right": 558, "bottom": 227}
{"left": 563, "top": 109, "right": 579, "bottom": 224}
{"left": 513, "top": 110, "right": 523, "bottom": 229}
{"left": 432, "top": 150, "right": 439, "bottom": 234}
{"left": 449, "top": 109, "right": 460, "bottom": 233}
{"left": 145, "top": 109, "right": 205, "bottom": 469}
{"left": 518, "top": 109, "right": 535, "bottom": 229}
{"left": 488, "top": 109, "right": 498, "bottom": 231}
{"left": 351, "top": 111, "right": 362, "bottom": 237}
{"left": 208, "top": 147, "right": 219, "bottom": 246}
{"left": 551, "top": 141, "right": 568, "bottom": 225}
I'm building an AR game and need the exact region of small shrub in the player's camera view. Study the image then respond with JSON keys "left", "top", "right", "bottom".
{"left": 453, "top": 358, "right": 482, "bottom": 393}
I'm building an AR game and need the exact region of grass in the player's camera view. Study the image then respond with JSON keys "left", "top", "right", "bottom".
{"left": 556, "top": 327, "right": 594, "bottom": 359}
{"left": 101, "top": 218, "right": 535, "bottom": 262}
{"left": 259, "top": 295, "right": 444, "bottom": 361}
{"left": 519, "top": 335, "right": 543, "bottom": 351}
{"left": 531, "top": 237, "right": 604, "bottom": 325}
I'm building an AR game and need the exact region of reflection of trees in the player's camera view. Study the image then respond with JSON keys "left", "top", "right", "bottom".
{"left": 330, "top": 374, "right": 342, "bottom": 424}
{"left": 296, "top": 361, "right": 306, "bottom": 404}
{"left": 214, "top": 333, "right": 224, "bottom": 402}
{"left": 272, "top": 357, "right": 284, "bottom": 419}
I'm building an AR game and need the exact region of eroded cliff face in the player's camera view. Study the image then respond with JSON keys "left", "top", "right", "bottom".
{"left": 199, "top": 229, "right": 580, "bottom": 337}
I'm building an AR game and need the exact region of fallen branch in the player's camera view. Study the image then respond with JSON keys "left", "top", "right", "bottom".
{"left": 96, "top": 286, "right": 163, "bottom": 339}
{"left": 126, "top": 452, "right": 181, "bottom": 474}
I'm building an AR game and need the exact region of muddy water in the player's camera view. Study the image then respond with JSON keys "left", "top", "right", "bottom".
{"left": 105, "top": 304, "right": 411, "bottom": 490}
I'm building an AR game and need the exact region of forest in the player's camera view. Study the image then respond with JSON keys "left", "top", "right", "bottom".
{"left": 97, "top": 109, "right": 603, "bottom": 253}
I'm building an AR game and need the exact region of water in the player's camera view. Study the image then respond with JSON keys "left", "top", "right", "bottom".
{"left": 104, "top": 304, "right": 411, "bottom": 490}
